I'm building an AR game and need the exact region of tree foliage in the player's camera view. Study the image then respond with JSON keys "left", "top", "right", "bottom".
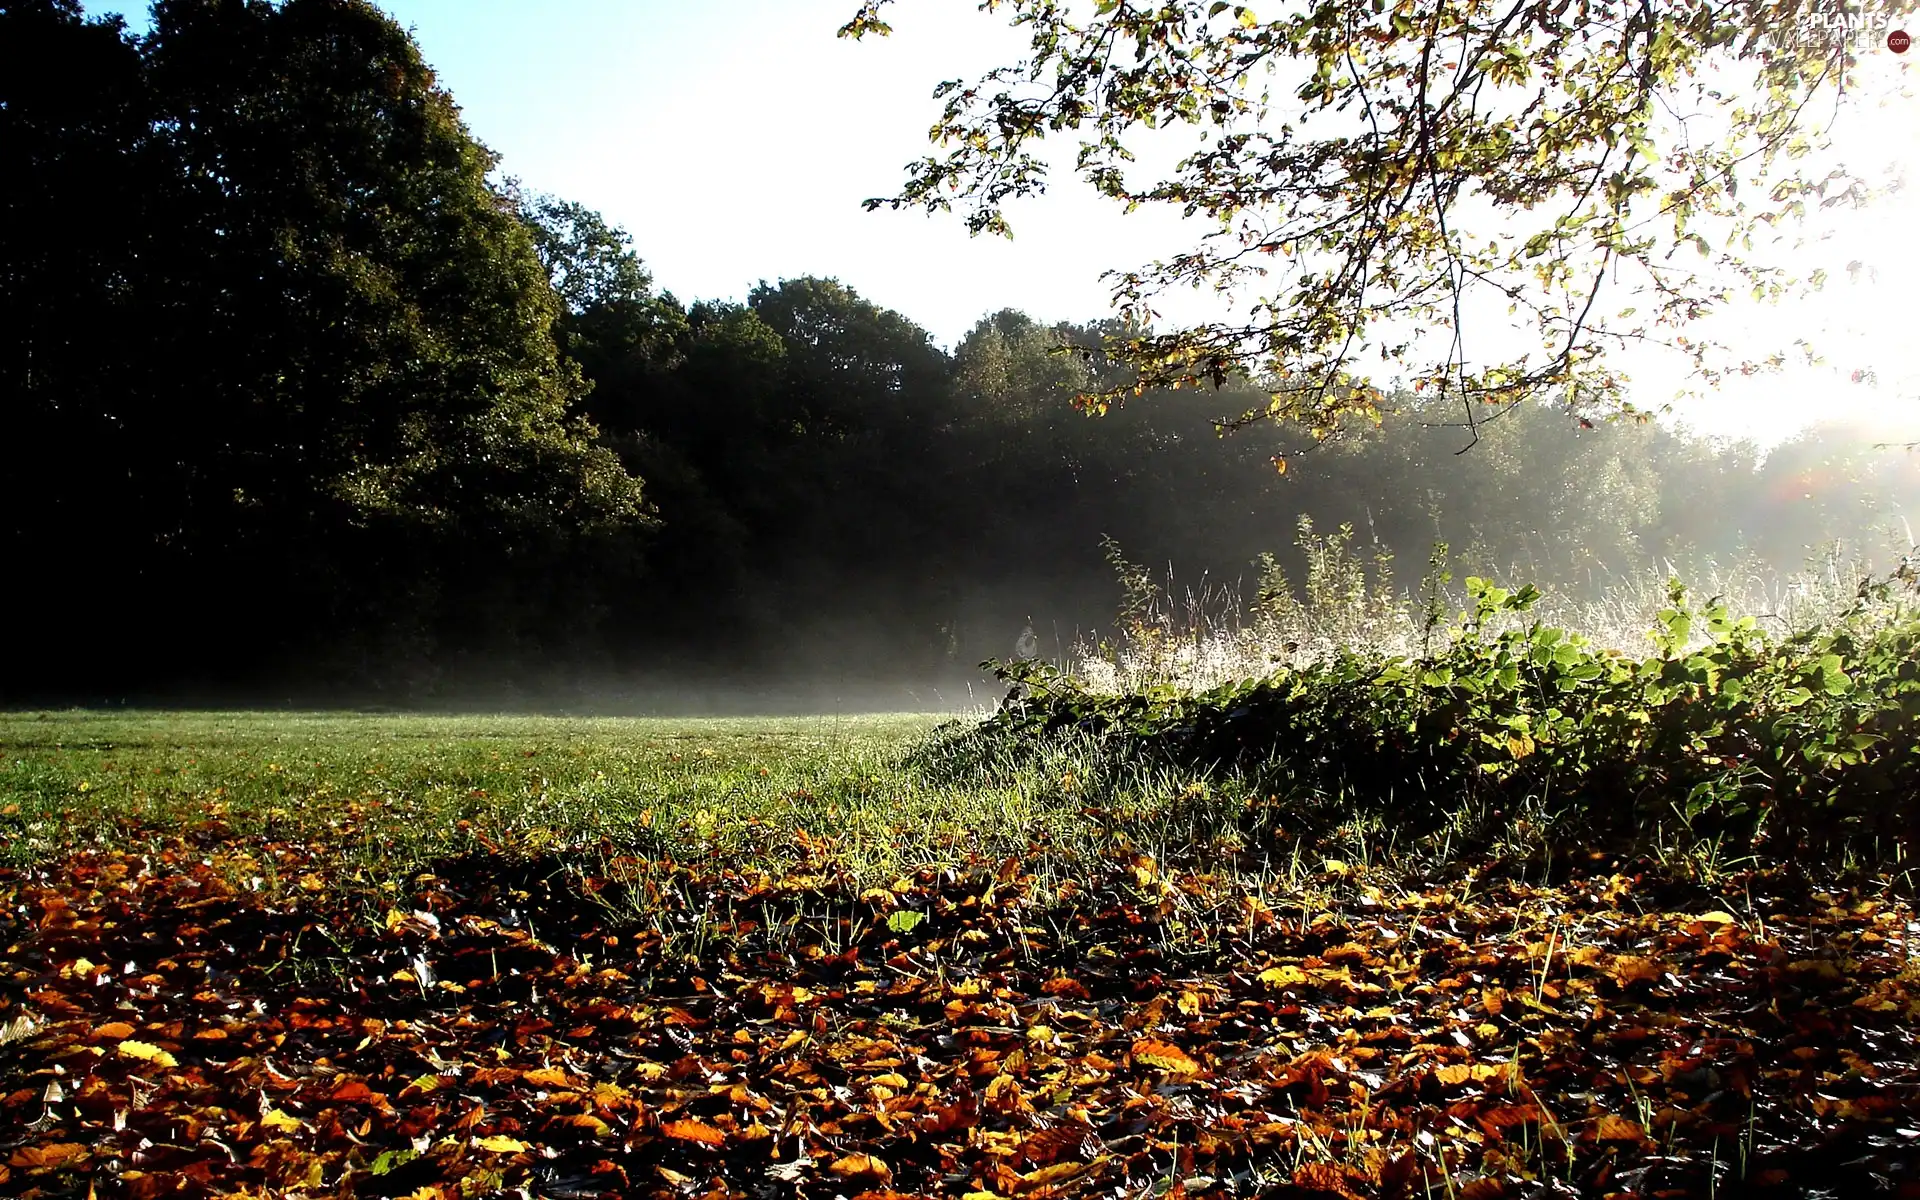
{"left": 2, "top": 0, "right": 646, "bottom": 692}
{"left": 841, "top": 0, "right": 1904, "bottom": 439}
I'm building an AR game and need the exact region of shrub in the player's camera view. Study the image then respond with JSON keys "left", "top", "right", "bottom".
{"left": 950, "top": 560, "right": 1920, "bottom": 861}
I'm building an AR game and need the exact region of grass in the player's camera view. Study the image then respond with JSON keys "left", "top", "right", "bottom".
{"left": 0, "top": 710, "right": 1285, "bottom": 944}
{"left": 1070, "top": 527, "right": 1909, "bottom": 695}
{"left": 1, "top": 710, "right": 948, "bottom": 878}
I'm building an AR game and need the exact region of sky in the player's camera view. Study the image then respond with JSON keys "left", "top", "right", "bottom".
{"left": 85, "top": 0, "right": 1919, "bottom": 446}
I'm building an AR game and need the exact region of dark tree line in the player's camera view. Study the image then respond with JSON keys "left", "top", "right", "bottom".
{"left": 4, "top": 0, "right": 1913, "bottom": 705}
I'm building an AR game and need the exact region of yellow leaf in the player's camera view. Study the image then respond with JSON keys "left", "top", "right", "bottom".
{"left": 1259, "top": 964, "right": 1310, "bottom": 988}
{"left": 1021, "top": 1161, "right": 1089, "bottom": 1187}
{"left": 117, "top": 1040, "right": 178, "bottom": 1068}
{"left": 472, "top": 1134, "right": 528, "bottom": 1153}
{"left": 259, "top": 1108, "right": 303, "bottom": 1133}
{"left": 521, "top": 1066, "right": 572, "bottom": 1089}
{"left": 590, "top": 1081, "right": 634, "bottom": 1107}
{"left": 1692, "top": 910, "right": 1738, "bottom": 925}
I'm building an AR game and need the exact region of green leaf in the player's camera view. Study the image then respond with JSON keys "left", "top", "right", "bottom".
{"left": 887, "top": 910, "right": 926, "bottom": 934}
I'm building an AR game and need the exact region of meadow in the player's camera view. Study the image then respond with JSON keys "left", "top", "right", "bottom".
{"left": 5, "top": 637, "right": 1920, "bottom": 1200}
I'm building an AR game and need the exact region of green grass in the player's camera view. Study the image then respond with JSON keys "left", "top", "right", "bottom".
{"left": 1, "top": 710, "right": 1234, "bottom": 891}
{"left": 0, "top": 710, "right": 944, "bottom": 876}
{"left": 0, "top": 709, "right": 1297, "bottom": 924}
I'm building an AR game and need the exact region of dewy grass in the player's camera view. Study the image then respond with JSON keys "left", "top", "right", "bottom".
{"left": 1068, "top": 528, "right": 1912, "bottom": 695}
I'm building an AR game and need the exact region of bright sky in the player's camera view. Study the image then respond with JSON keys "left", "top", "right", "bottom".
{"left": 86, "top": 0, "right": 1919, "bottom": 446}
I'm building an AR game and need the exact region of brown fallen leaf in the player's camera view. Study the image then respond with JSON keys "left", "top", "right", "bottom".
{"left": 1607, "top": 955, "right": 1663, "bottom": 986}
{"left": 1594, "top": 1114, "right": 1647, "bottom": 1142}
{"left": 1292, "top": 1161, "right": 1365, "bottom": 1199}
{"left": 1132, "top": 1037, "right": 1203, "bottom": 1079}
{"left": 829, "top": 1152, "right": 892, "bottom": 1184}
{"left": 9, "top": 1143, "right": 89, "bottom": 1171}
{"left": 661, "top": 1118, "right": 727, "bottom": 1147}
{"left": 92, "top": 1021, "right": 136, "bottom": 1041}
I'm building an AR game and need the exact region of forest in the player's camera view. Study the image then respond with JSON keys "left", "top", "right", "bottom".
{"left": 6, "top": 0, "right": 1915, "bottom": 706}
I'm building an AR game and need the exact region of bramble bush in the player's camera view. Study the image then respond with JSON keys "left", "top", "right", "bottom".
{"left": 948, "top": 561, "right": 1920, "bottom": 861}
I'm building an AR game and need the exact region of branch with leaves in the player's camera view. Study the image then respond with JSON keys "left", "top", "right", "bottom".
{"left": 843, "top": 0, "right": 1901, "bottom": 450}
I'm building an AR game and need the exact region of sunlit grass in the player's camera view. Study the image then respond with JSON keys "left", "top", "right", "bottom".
{"left": 1, "top": 710, "right": 920, "bottom": 868}
{"left": 0, "top": 710, "right": 1309, "bottom": 926}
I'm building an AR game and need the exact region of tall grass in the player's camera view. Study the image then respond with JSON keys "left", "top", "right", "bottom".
{"left": 1069, "top": 521, "right": 1915, "bottom": 693}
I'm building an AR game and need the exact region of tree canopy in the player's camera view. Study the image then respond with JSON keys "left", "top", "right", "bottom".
{"left": 841, "top": 0, "right": 1905, "bottom": 444}
{"left": 2, "top": 0, "right": 646, "bottom": 692}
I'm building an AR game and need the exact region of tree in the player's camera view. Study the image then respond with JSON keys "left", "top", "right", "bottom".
{"left": 841, "top": 0, "right": 1901, "bottom": 444}
{"left": 1, "top": 0, "right": 649, "bottom": 695}
{"left": 511, "top": 185, "right": 689, "bottom": 391}
{"left": 748, "top": 276, "right": 952, "bottom": 441}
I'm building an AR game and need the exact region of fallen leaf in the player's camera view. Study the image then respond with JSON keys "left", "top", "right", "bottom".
{"left": 1132, "top": 1038, "right": 1203, "bottom": 1078}
{"left": 1594, "top": 1114, "right": 1646, "bottom": 1142}
{"left": 1608, "top": 955, "right": 1663, "bottom": 986}
{"left": 661, "top": 1118, "right": 727, "bottom": 1147}
{"left": 117, "top": 1040, "right": 178, "bottom": 1068}
{"left": 9, "top": 1143, "right": 88, "bottom": 1171}
{"left": 829, "top": 1153, "right": 892, "bottom": 1183}
{"left": 1259, "top": 964, "right": 1310, "bottom": 988}
{"left": 472, "top": 1135, "right": 528, "bottom": 1153}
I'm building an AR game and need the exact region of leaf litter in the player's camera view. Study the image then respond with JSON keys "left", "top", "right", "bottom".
{"left": 2, "top": 823, "right": 1919, "bottom": 1199}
